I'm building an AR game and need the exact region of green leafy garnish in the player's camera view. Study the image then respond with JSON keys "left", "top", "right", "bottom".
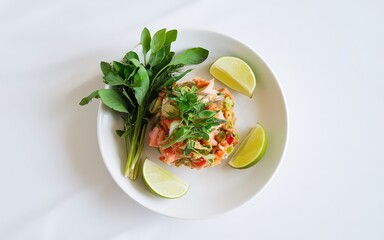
{"left": 80, "top": 28, "right": 209, "bottom": 180}
{"left": 162, "top": 84, "right": 226, "bottom": 153}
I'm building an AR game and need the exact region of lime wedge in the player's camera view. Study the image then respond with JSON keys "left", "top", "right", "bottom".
{"left": 142, "top": 159, "right": 190, "bottom": 199}
{"left": 228, "top": 123, "right": 267, "bottom": 169}
{"left": 209, "top": 56, "right": 256, "bottom": 97}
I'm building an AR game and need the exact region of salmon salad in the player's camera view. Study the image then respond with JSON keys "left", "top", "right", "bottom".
{"left": 148, "top": 78, "right": 239, "bottom": 169}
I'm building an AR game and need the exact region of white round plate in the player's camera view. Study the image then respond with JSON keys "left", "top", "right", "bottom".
{"left": 97, "top": 29, "right": 288, "bottom": 219}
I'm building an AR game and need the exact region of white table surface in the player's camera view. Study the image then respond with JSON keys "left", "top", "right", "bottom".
{"left": 1, "top": 0, "right": 383, "bottom": 239}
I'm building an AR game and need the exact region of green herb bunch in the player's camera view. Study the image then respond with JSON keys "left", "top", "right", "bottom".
{"left": 80, "top": 28, "right": 209, "bottom": 180}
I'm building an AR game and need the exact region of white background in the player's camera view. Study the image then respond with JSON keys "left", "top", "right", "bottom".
{"left": 1, "top": 0, "right": 383, "bottom": 239}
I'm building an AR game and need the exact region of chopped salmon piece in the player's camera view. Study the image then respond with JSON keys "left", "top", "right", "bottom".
{"left": 193, "top": 158, "right": 207, "bottom": 169}
{"left": 161, "top": 147, "right": 182, "bottom": 164}
{"left": 148, "top": 126, "right": 166, "bottom": 147}
{"left": 218, "top": 88, "right": 231, "bottom": 97}
{"left": 194, "top": 78, "right": 210, "bottom": 88}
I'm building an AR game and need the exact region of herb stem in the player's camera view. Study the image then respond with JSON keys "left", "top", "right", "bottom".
{"left": 129, "top": 122, "right": 147, "bottom": 180}
{"left": 125, "top": 104, "right": 147, "bottom": 179}
{"left": 123, "top": 133, "right": 129, "bottom": 157}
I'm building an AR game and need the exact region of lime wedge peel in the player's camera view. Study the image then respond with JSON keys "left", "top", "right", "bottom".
{"left": 228, "top": 123, "right": 268, "bottom": 169}
{"left": 142, "top": 159, "right": 190, "bottom": 199}
{"left": 209, "top": 56, "right": 256, "bottom": 97}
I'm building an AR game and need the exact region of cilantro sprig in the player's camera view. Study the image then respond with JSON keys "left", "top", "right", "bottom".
{"left": 80, "top": 28, "right": 209, "bottom": 180}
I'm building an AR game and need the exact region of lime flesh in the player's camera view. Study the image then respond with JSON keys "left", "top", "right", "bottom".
{"left": 228, "top": 123, "right": 267, "bottom": 169}
{"left": 142, "top": 159, "right": 190, "bottom": 199}
{"left": 209, "top": 56, "right": 256, "bottom": 97}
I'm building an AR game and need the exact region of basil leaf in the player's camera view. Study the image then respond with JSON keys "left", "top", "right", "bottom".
{"left": 150, "top": 28, "right": 166, "bottom": 53}
{"left": 129, "top": 58, "right": 140, "bottom": 67}
{"left": 165, "top": 29, "right": 177, "bottom": 45}
{"left": 122, "top": 87, "right": 136, "bottom": 108}
{"left": 79, "top": 89, "right": 99, "bottom": 106}
{"left": 123, "top": 51, "right": 139, "bottom": 62}
{"left": 112, "top": 61, "right": 126, "bottom": 78}
{"left": 140, "top": 27, "right": 151, "bottom": 56}
{"left": 123, "top": 64, "right": 135, "bottom": 79}
{"left": 98, "top": 89, "right": 128, "bottom": 113}
{"left": 160, "top": 30, "right": 177, "bottom": 59}
{"left": 132, "top": 66, "right": 149, "bottom": 106}
{"left": 112, "top": 61, "right": 123, "bottom": 72}
{"left": 151, "top": 51, "right": 175, "bottom": 74}
{"left": 169, "top": 47, "right": 209, "bottom": 66}
{"left": 100, "top": 62, "right": 112, "bottom": 75}
{"left": 104, "top": 72, "right": 126, "bottom": 86}
{"left": 148, "top": 46, "right": 165, "bottom": 67}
